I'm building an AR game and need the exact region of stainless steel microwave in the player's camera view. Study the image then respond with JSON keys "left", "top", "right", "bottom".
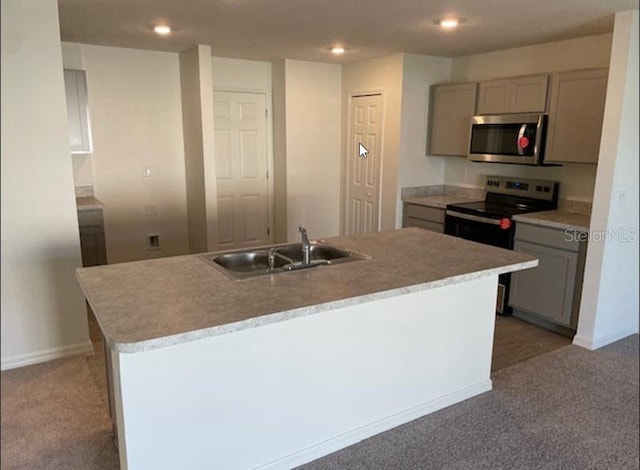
{"left": 468, "top": 113, "right": 547, "bottom": 165}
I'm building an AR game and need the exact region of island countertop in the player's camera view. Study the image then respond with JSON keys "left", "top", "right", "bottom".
{"left": 76, "top": 228, "right": 537, "bottom": 353}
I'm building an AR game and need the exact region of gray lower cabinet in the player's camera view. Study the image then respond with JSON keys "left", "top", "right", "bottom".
{"left": 78, "top": 209, "right": 107, "bottom": 267}
{"left": 509, "top": 223, "right": 587, "bottom": 333}
{"left": 402, "top": 203, "right": 444, "bottom": 233}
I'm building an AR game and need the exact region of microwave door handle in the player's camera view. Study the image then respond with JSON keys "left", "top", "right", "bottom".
{"left": 516, "top": 124, "right": 527, "bottom": 156}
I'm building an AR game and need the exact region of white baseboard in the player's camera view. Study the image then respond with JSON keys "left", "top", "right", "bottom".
{"left": 1, "top": 341, "right": 94, "bottom": 371}
{"left": 255, "top": 379, "right": 492, "bottom": 470}
{"left": 573, "top": 328, "right": 637, "bottom": 351}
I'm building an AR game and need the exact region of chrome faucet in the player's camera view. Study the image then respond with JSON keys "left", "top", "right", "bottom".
{"left": 268, "top": 247, "right": 278, "bottom": 271}
{"left": 299, "top": 226, "right": 311, "bottom": 265}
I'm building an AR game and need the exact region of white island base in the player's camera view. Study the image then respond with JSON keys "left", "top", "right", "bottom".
{"left": 111, "top": 275, "right": 498, "bottom": 469}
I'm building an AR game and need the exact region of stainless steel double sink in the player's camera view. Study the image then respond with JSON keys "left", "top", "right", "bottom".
{"left": 201, "top": 241, "right": 369, "bottom": 280}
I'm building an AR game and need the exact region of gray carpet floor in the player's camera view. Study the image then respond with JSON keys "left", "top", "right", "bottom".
{"left": 1, "top": 334, "right": 637, "bottom": 469}
{"left": 300, "top": 334, "right": 640, "bottom": 470}
{"left": 1, "top": 357, "right": 119, "bottom": 469}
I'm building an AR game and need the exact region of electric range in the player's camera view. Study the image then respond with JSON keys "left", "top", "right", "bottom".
{"left": 444, "top": 175, "right": 559, "bottom": 314}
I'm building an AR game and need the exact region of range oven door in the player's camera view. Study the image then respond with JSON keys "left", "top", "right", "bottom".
{"left": 444, "top": 211, "right": 514, "bottom": 249}
{"left": 444, "top": 210, "right": 515, "bottom": 315}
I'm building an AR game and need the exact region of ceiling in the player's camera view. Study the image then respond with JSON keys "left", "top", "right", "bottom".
{"left": 58, "top": 0, "right": 639, "bottom": 63}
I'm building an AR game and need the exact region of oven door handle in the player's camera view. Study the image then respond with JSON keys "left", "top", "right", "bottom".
{"left": 446, "top": 210, "right": 502, "bottom": 226}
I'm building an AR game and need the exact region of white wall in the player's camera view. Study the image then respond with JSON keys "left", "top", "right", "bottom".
{"left": 342, "top": 54, "right": 404, "bottom": 232}
{"left": 79, "top": 44, "right": 190, "bottom": 263}
{"left": 575, "top": 10, "right": 639, "bottom": 349}
{"left": 285, "top": 60, "right": 342, "bottom": 241}
{"left": 445, "top": 34, "right": 613, "bottom": 201}
{"left": 396, "top": 54, "right": 451, "bottom": 227}
{"left": 1, "top": 0, "right": 91, "bottom": 369}
{"left": 115, "top": 276, "right": 497, "bottom": 469}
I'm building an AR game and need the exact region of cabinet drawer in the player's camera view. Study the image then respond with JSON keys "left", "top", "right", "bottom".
{"left": 515, "top": 222, "right": 580, "bottom": 252}
{"left": 77, "top": 209, "right": 104, "bottom": 228}
{"left": 405, "top": 204, "right": 445, "bottom": 224}
{"left": 407, "top": 217, "right": 444, "bottom": 233}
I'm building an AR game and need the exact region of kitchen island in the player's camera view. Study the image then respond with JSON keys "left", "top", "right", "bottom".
{"left": 76, "top": 228, "right": 536, "bottom": 470}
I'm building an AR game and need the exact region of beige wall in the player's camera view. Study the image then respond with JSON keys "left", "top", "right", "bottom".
{"left": 445, "top": 34, "right": 613, "bottom": 201}
{"left": 451, "top": 34, "right": 613, "bottom": 81}
{"left": 80, "top": 44, "right": 190, "bottom": 263}
{"left": 1, "top": 0, "right": 90, "bottom": 369}
{"left": 342, "top": 54, "right": 404, "bottom": 232}
{"left": 180, "top": 46, "right": 216, "bottom": 254}
{"left": 271, "top": 60, "right": 288, "bottom": 243}
{"left": 212, "top": 57, "right": 272, "bottom": 91}
{"left": 397, "top": 54, "right": 451, "bottom": 227}
{"left": 285, "top": 60, "right": 342, "bottom": 241}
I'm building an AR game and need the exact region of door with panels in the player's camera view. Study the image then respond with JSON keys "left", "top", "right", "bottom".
{"left": 213, "top": 91, "right": 270, "bottom": 250}
{"left": 346, "top": 94, "right": 383, "bottom": 235}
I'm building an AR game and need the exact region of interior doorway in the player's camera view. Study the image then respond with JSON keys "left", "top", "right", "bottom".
{"left": 345, "top": 93, "right": 384, "bottom": 235}
{"left": 213, "top": 90, "right": 271, "bottom": 250}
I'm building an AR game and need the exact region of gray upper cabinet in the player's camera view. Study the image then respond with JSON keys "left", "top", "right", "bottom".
{"left": 64, "top": 69, "right": 92, "bottom": 154}
{"left": 544, "top": 68, "right": 608, "bottom": 164}
{"left": 428, "top": 83, "right": 477, "bottom": 156}
{"left": 476, "top": 74, "right": 549, "bottom": 115}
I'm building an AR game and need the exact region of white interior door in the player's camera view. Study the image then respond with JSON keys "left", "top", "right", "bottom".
{"left": 346, "top": 94, "right": 383, "bottom": 235}
{"left": 213, "top": 91, "right": 269, "bottom": 250}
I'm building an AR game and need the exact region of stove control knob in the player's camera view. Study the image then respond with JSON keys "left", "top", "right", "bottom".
{"left": 536, "top": 185, "right": 542, "bottom": 191}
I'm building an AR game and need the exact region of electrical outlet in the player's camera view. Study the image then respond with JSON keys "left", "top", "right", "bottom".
{"left": 147, "top": 234, "right": 160, "bottom": 250}
{"left": 144, "top": 205, "right": 158, "bottom": 216}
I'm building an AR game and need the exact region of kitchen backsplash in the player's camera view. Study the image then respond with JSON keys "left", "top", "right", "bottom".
{"left": 401, "top": 185, "right": 485, "bottom": 200}
{"left": 74, "top": 185, "right": 94, "bottom": 198}
{"left": 402, "top": 184, "right": 592, "bottom": 215}
{"left": 557, "top": 199, "right": 592, "bottom": 215}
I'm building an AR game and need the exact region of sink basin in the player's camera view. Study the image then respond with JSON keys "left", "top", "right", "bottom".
{"left": 201, "top": 241, "right": 369, "bottom": 280}
{"left": 274, "top": 243, "right": 352, "bottom": 263}
{"left": 213, "top": 250, "right": 290, "bottom": 273}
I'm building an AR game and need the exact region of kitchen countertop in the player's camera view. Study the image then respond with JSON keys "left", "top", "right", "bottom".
{"left": 76, "top": 196, "right": 104, "bottom": 211}
{"left": 513, "top": 210, "right": 591, "bottom": 232}
{"left": 76, "top": 228, "right": 537, "bottom": 353}
{"left": 402, "top": 195, "right": 482, "bottom": 209}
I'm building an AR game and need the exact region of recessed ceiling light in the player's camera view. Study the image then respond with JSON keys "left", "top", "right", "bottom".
{"left": 331, "top": 46, "right": 346, "bottom": 55}
{"left": 154, "top": 25, "right": 172, "bottom": 35}
{"left": 438, "top": 18, "right": 459, "bottom": 29}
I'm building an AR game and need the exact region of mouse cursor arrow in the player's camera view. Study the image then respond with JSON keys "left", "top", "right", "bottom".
{"left": 358, "top": 143, "right": 369, "bottom": 158}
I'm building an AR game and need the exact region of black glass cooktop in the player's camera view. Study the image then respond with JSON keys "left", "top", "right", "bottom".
{"left": 447, "top": 200, "right": 552, "bottom": 219}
